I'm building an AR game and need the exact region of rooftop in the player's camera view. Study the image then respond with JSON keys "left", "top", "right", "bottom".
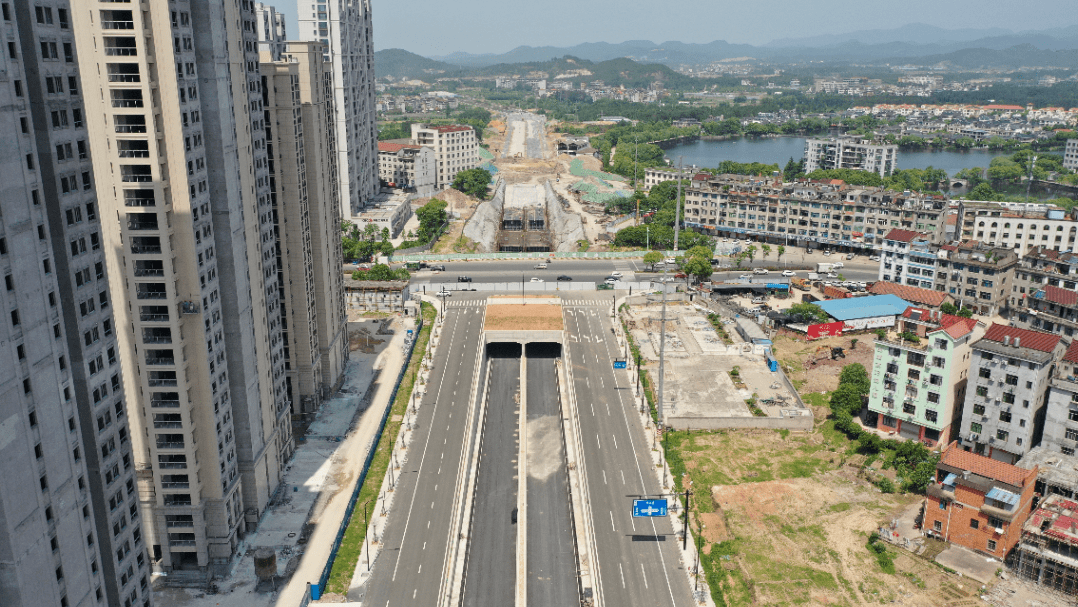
{"left": 378, "top": 142, "right": 421, "bottom": 153}
{"left": 981, "top": 323, "right": 1061, "bottom": 354}
{"left": 816, "top": 294, "right": 910, "bottom": 321}
{"left": 1042, "top": 284, "right": 1078, "bottom": 307}
{"left": 883, "top": 228, "right": 925, "bottom": 243}
{"left": 1025, "top": 494, "right": 1078, "bottom": 548}
{"left": 870, "top": 282, "right": 949, "bottom": 308}
{"left": 1064, "top": 340, "right": 1078, "bottom": 364}
{"left": 940, "top": 441, "right": 1037, "bottom": 488}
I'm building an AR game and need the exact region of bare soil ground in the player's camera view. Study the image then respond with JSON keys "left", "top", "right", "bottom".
{"left": 483, "top": 303, "right": 563, "bottom": 330}
{"left": 769, "top": 331, "right": 875, "bottom": 395}
{"left": 674, "top": 427, "right": 988, "bottom": 606}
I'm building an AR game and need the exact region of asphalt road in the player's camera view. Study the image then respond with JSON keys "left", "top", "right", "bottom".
{"left": 360, "top": 298, "right": 486, "bottom": 606}
{"left": 524, "top": 344, "right": 578, "bottom": 606}
{"left": 462, "top": 344, "right": 520, "bottom": 607}
{"left": 404, "top": 254, "right": 881, "bottom": 287}
{"left": 563, "top": 304, "right": 695, "bottom": 606}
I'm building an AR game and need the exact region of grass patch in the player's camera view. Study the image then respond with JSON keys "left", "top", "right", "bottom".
{"left": 325, "top": 302, "right": 436, "bottom": 595}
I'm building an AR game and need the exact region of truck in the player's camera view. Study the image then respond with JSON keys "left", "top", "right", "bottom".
{"left": 816, "top": 262, "right": 834, "bottom": 273}
{"left": 807, "top": 272, "right": 820, "bottom": 281}
{"left": 791, "top": 277, "right": 810, "bottom": 291}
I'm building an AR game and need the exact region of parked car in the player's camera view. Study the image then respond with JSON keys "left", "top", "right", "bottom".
{"left": 846, "top": 253, "right": 855, "bottom": 260}
{"left": 530, "top": 277, "right": 543, "bottom": 283}
{"left": 832, "top": 262, "right": 844, "bottom": 269}
{"left": 604, "top": 277, "right": 617, "bottom": 285}
{"left": 430, "top": 264, "right": 446, "bottom": 271}
{"left": 534, "top": 262, "right": 548, "bottom": 269}
{"left": 739, "top": 274, "right": 752, "bottom": 280}
{"left": 457, "top": 276, "right": 472, "bottom": 282}
{"left": 436, "top": 288, "right": 452, "bottom": 297}
{"left": 826, "top": 272, "right": 838, "bottom": 278}
{"left": 869, "top": 256, "right": 880, "bottom": 262}
{"left": 674, "top": 272, "right": 687, "bottom": 278}
{"left": 858, "top": 281, "right": 867, "bottom": 289}
{"left": 753, "top": 268, "right": 769, "bottom": 274}
{"left": 751, "top": 296, "right": 766, "bottom": 304}
{"left": 664, "top": 257, "right": 676, "bottom": 265}
{"left": 781, "top": 270, "right": 796, "bottom": 277}
{"left": 556, "top": 275, "right": 572, "bottom": 281}
{"left": 610, "top": 271, "right": 623, "bottom": 278}
{"left": 823, "top": 250, "right": 832, "bottom": 256}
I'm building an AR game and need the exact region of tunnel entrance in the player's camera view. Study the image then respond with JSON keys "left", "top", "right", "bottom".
{"left": 486, "top": 342, "right": 522, "bottom": 358}
{"left": 524, "top": 342, "right": 561, "bottom": 358}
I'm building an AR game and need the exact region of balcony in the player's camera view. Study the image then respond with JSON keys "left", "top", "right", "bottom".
{"left": 101, "top": 20, "right": 134, "bottom": 29}
{"left": 148, "top": 378, "right": 178, "bottom": 387}
{"left": 135, "top": 284, "right": 167, "bottom": 300}
{"left": 130, "top": 238, "right": 161, "bottom": 255}
{"left": 155, "top": 441, "right": 185, "bottom": 450}
{"left": 150, "top": 399, "right": 180, "bottom": 408}
{"left": 124, "top": 190, "right": 155, "bottom": 206}
{"left": 140, "top": 306, "right": 169, "bottom": 322}
{"left": 145, "top": 352, "right": 175, "bottom": 366}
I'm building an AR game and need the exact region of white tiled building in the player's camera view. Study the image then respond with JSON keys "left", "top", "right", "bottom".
{"left": 411, "top": 124, "right": 480, "bottom": 191}
{"left": 803, "top": 137, "right": 898, "bottom": 177}
{"left": 1064, "top": 138, "right": 1078, "bottom": 171}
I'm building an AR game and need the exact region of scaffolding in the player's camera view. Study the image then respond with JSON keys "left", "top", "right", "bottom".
{"left": 1012, "top": 494, "right": 1078, "bottom": 596}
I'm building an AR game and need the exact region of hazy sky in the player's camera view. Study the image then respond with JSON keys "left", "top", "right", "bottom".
{"left": 275, "top": 0, "right": 1075, "bottom": 57}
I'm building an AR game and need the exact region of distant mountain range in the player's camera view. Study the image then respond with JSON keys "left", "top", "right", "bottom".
{"left": 410, "top": 23, "right": 1078, "bottom": 69}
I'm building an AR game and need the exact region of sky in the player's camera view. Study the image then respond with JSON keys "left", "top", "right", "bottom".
{"left": 275, "top": 0, "right": 1075, "bottom": 58}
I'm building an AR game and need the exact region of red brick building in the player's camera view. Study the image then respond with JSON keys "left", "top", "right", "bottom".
{"left": 926, "top": 442, "right": 1039, "bottom": 559}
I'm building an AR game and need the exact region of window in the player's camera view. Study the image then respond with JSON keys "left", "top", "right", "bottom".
{"left": 997, "top": 429, "right": 1009, "bottom": 441}
{"left": 970, "top": 518, "right": 979, "bottom": 529}
{"left": 971, "top": 422, "right": 983, "bottom": 434}
{"left": 987, "top": 539, "right": 997, "bottom": 552}
{"left": 1069, "top": 409, "right": 1078, "bottom": 422}
{"left": 933, "top": 520, "right": 942, "bottom": 531}
{"left": 1066, "top": 428, "right": 1078, "bottom": 442}
{"left": 1000, "top": 411, "right": 1012, "bottom": 423}
{"left": 979, "top": 367, "right": 991, "bottom": 379}
{"left": 1005, "top": 374, "right": 1018, "bottom": 386}
{"left": 976, "top": 387, "right": 988, "bottom": 398}
{"left": 925, "top": 410, "right": 938, "bottom": 423}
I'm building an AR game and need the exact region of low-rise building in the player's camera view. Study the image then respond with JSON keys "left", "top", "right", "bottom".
{"left": 803, "top": 137, "right": 898, "bottom": 177}
{"left": 411, "top": 123, "right": 480, "bottom": 191}
{"left": 935, "top": 241, "right": 1018, "bottom": 317}
{"left": 959, "top": 324, "right": 1065, "bottom": 464}
{"left": 968, "top": 207, "right": 1077, "bottom": 257}
{"left": 868, "top": 308, "right": 979, "bottom": 445}
{"left": 1063, "top": 138, "right": 1078, "bottom": 171}
{"left": 868, "top": 281, "right": 954, "bottom": 309}
{"left": 879, "top": 229, "right": 940, "bottom": 289}
{"left": 1012, "top": 493, "right": 1078, "bottom": 593}
{"left": 343, "top": 279, "right": 410, "bottom": 314}
{"left": 1011, "top": 247, "right": 1078, "bottom": 339}
{"left": 926, "top": 442, "right": 1038, "bottom": 559}
{"left": 1041, "top": 342, "right": 1078, "bottom": 457}
{"left": 377, "top": 142, "right": 436, "bottom": 196}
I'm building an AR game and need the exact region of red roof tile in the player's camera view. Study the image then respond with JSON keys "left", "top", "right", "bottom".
{"left": 377, "top": 142, "right": 419, "bottom": 153}
{"left": 981, "top": 323, "right": 1061, "bottom": 353}
{"left": 1044, "top": 284, "right": 1078, "bottom": 307}
{"left": 430, "top": 125, "right": 471, "bottom": 133}
{"left": 870, "top": 282, "right": 948, "bottom": 307}
{"left": 941, "top": 442, "right": 1037, "bottom": 487}
{"left": 1064, "top": 341, "right": 1078, "bottom": 364}
{"left": 882, "top": 229, "right": 923, "bottom": 243}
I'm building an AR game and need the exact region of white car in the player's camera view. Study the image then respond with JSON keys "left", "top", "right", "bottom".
{"left": 436, "top": 289, "right": 452, "bottom": 297}
{"left": 605, "top": 277, "right": 617, "bottom": 285}
{"left": 781, "top": 270, "right": 796, "bottom": 277}
{"left": 753, "top": 268, "right": 769, "bottom": 275}
{"left": 534, "top": 263, "right": 547, "bottom": 269}
{"left": 869, "top": 255, "right": 881, "bottom": 261}
{"left": 832, "top": 262, "right": 844, "bottom": 269}
{"left": 826, "top": 272, "right": 838, "bottom": 279}
{"left": 823, "top": 250, "right": 832, "bottom": 256}
{"left": 664, "top": 257, "right": 676, "bottom": 265}
{"left": 609, "top": 271, "right": 623, "bottom": 278}
{"left": 739, "top": 274, "right": 752, "bottom": 279}
{"left": 530, "top": 277, "right": 544, "bottom": 283}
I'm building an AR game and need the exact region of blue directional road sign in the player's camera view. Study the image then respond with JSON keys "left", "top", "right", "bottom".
{"left": 613, "top": 359, "right": 627, "bottom": 369}
{"left": 632, "top": 499, "right": 668, "bottom": 517}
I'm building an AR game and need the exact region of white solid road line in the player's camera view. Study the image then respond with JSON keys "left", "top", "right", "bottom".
{"left": 612, "top": 435, "right": 617, "bottom": 449}
{"left": 602, "top": 470, "right": 607, "bottom": 485}
{"left": 609, "top": 511, "right": 616, "bottom": 532}
{"left": 619, "top": 563, "right": 626, "bottom": 588}
{"left": 641, "top": 563, "right": 649, "bottom": 589}
{"left": 596, "top": 434, "right": 601, "bottom": 450}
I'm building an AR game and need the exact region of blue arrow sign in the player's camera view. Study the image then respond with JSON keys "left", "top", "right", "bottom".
{"left": 633, "top": 499, "right": 668, "bottom": 517}
{"left": 613, "top": 360, "right": 627, "bottom": 369}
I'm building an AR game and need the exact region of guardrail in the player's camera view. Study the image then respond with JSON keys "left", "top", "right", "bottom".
{"left": 312, "top": 316, "right": 423, "bottom": 600}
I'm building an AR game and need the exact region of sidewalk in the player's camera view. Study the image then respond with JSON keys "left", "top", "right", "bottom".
{"left": 152, "top": 317, "right": 413, "bottom": 607}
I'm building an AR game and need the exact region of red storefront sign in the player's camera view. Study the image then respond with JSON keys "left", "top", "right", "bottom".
{"left": 807, "top": 321, "right": 845, "bottom": 340}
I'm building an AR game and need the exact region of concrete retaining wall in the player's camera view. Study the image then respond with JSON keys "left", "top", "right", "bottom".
{"left": 544, "top": 181, "right": 585, "bottom": 252}
{"left": 667, "top": 411, "right": 813, "bottom": 431}
{"left": 462, "top": 178, "right": 506, "bottom": 252}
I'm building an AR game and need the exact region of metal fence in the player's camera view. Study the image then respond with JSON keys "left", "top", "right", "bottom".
{"left": 390, "top": 250, "right": 702, "bottom": 262}
{"left": 312, "top": 316, "right": 424, "bottom": 599}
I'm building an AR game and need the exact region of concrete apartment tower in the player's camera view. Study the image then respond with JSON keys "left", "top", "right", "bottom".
{"left": 1, "top": 1, "right": 151, "bottom": 605}
{"left": 71, "top": 0, "right": 292, "bottom": 579}
{"left": 261, "top": 41, "right": 347, "bottom": 415}
{"left": 299, "top": 0, "right": 378, "bottom": 216}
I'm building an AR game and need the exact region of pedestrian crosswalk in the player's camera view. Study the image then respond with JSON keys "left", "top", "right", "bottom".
{"left": 440, "top": 298, "right": 613, "bottom": 308}
{"left": 444, "top": 300, "right": 486, "bottom": 308}
{"left": 561, "top": 299, "right": 615, "bottom": 307}
{"left": 613, "top": 259, "right": 636, "bottom": 281}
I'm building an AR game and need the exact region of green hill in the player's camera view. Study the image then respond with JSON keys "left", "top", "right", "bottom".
{"left": 374, "top": 49, "right": 457, "bottom": 80}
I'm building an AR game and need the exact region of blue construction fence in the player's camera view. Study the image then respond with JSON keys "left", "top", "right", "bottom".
{"left": 311, "top": 316, "right": 424, "bottom": 600}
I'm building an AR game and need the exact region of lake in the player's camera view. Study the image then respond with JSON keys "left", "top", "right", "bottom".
{"left": 662, "top": 137, "right": 1010, "bottom": 178}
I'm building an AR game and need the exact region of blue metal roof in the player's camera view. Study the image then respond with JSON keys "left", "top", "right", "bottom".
{"left": 943, "top": 473, "right": 957, "bottom": 486}
{"left": 815, "top": 295, "right": 911, "bottom": 321}
{"left": 986, "top": 486, "right": 1020, "bottom": 507}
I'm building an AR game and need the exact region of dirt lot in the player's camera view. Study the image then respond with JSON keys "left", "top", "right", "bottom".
{"left": 484, "top": 303, "right": 563, "bottom": 331}
{"left": 671, "top": 426, "right": 987, "bottom": 606}
{"left": 769, "top": 330, "right": 876, "bottom": 395}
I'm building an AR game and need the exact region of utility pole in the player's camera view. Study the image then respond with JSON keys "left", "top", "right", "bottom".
{"left": 634, "top": 136, "right": 640, "bottom": 226}
{"left": 674, "top": 156, "right": 683, "bottom": 252}
{"left": 657, "top": 262, "right": 668, "bottom": 471}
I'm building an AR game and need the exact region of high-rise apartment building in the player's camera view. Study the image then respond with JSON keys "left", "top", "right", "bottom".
{"left": 411, "top": 123, "right": 480, "bottom": 191}
{"left": 1, "top": 1, "right": 149, "bottom": 605}
{"left": 254, "top": 2, "right": 286, "bottom": 60}
{"left": 72, "top": 0, "right": 292, "bottom": 578}
{"left": 803, "top": 137, "right": 898, "bottom": 177}
{"left": 299, "top": 0, "right": 378, "bottom": 217}
{"left": 261, "top": 41, "right": 347, "bottom": 415}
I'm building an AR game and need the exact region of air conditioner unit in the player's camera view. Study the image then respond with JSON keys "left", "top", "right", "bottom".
{"left": 969, "top": 433, "right": 980, "bottom": 442}
{"left": 994, "top": 528, "right": 1004, "bottom": 535}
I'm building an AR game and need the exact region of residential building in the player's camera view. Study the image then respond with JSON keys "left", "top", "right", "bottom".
{"left": 879, "top": 229, "right": 939, "bottom": 288}
{"left": 935, "top": 241, "right": 1018, "bottom": 317}
{"left": 1064, "top": 138, "right": 1078, "bottom": 171}
{"left": 73, "top": 0, "right": 292, "bottom": 578}
{"left": 377, "top": 142, "right": 436, "bottom": 196}
{"left": 299, "top": 0, "right": 378, "bottom": 216}
{"left": 868, "top": 308, "right": 979, "bottom": 446}
{"left": 959, "top": 325, "right": 1065, "bottom": 464}
{"left": 1040, "top": 341, "right": 1078, "bottom": 457}
{"left": 1, "top": 2, "right": 149, "bottom": 605}
{"left": 344, "top": 278, "right": 412, "bottom": 314}
{"left": 1012, "top": 493, "right": 1078, "bottom": 594}
{"left": 679, "top": 174, "right": 948, "bottom": 250}
{"left": 261, "top": 42, "right": 348, "bottom": 415}
{"left": 926, "top": 443, "right": 1038, "bottom": 559}
{"left": 803, "top": 137, "right": 898, "bottom": 176}
{"left": 967, "top": 207, "right": 1077, "bottom": 256}
{"left": 411, "top": 123, "right": 480, "bottom": 191}
{"left": 868, "top": 281, "right": 954, "bottom": 309}
{"left": 643, "top": 166, "right": 698, "bottom": 190}
{"left": 253, "top": 2, "right": 286, "bottom": 60}
{"left": 1011, "top": 247, "right": 1078, "bottom": 339}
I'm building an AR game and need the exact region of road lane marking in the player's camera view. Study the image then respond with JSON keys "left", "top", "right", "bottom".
{"left": 612, "top": 435, "right": 618, "bottom": 449}
{"left": 418, "top": 564, "right": 422, "bottom": 573}
{"left": 602, "top": 470, "right": 607, "bottom": 485}
{"left": 590, "top": 402, "right": 595, "bottom": 416}
{"left": 619, "top": 563, "right": 626, "bottom": 588}
{"left": 641, "top": 563, "right": 649, "bottom": 589}
{"left": 610, "top": 510, "right": 615, "bottom": 532}
{"left": 621, "top": 470, "right": 626, "bottom": 484}
{"left": 596, "top": 434, "right": 601, "bottom": 450}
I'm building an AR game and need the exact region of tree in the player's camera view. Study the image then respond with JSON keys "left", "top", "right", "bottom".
{"left": 777, "top": 245, "right": 785, "bottom": 262}
{"left": 684, "top": 256, "right": 713, "bottom": 283}
{"left": 381, "top": 227, "right": 390, "bottom": 242}
{"left": 643, "top": 251, "right": 663, "bottom": 268}
{"left": 829, "top": 384, "right": 864, "bottom": 417}
{"left": 685, "top": 245, "right": 712, "bottom": 261}
{"left": 761, "top": 244, "right": 772, "bottom": 259}
{"left": 940, "top": 302, "right": 958, "bottom": 315}
{"left": 414, "top": 198, "right": 448, "bottom": 245}
{"left": 745, "top": 245, "right": 757, "bottom": 264}
{"left": 788, "top": 302, "right": 829, "bottom": 323}
{"left": 451, "top": 168, "right": 493, "bottom": 199}
{"left": 733, "top": 253, "right": 746, "bottom": 269}
{"left": 839, "top": 363, "right": 870, "bottom": 394}
{"left": 968, "top": 182, "right": 1000, "bottom": 201}
{"left": 957, "top": 308, "right": 974, "bottom": 318}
